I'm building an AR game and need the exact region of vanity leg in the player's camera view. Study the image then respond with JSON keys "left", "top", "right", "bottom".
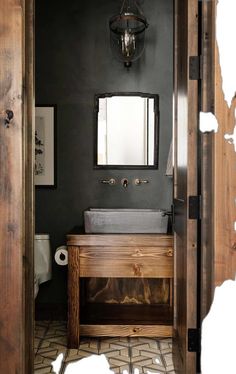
{"left": 68, "top": 245, "right": 80, "bottom": 348}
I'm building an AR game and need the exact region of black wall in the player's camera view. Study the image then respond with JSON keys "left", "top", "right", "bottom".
{"left": 35, "top": 0, "right": 173, "bottom": 305}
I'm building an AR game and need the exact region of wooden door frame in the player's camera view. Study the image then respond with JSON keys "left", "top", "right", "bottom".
{"left": 0, "top": 1, "right": 34, "bottom": 373}
{"left": 200, "top": 0, "right": 215, "bottom": 320}
{"left": 172, "top": 0, "right": 199, "bottom": 372}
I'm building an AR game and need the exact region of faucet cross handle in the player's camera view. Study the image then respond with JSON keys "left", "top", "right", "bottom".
{"left": 100, "top": 178, "right": 116, "bottom": 185}
{"left": 134, "top": 178, "right": 149, "bottom": 186}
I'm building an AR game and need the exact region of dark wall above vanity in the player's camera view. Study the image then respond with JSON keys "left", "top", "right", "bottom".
{"left": 35, "top": 0, "right": 173, "bottom": 306}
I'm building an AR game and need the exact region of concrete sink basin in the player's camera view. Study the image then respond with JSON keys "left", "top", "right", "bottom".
{"left": 84, "top": 208, "right": 168, "bottom": 234}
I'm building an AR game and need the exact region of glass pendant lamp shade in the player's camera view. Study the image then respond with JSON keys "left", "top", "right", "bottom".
{"left": 109, "top": 0, "right": 148, "bottom": 67}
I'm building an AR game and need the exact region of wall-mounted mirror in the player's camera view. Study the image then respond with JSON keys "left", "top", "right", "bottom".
{"left": 94, "top": 93, "right": 159, "bottom": 169}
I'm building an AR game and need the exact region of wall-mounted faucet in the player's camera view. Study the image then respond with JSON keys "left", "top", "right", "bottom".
{"left": 121, "top": 178, "right": 129, "bottom": 188}
{"left": 100, "top": 178, "right": 149, "bottom": 188}
{"left": 100, "top": 178, "right": 116, "bottom": 185}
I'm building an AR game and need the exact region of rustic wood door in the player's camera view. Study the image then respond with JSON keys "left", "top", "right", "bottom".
{"left": 200, "top": 0, "right": 236, "bottom": 317}
{"left": 173, "top": 0, "right": 199, "bottom": 373}
{"left": 0, "top": 1, "right": 34, "bottom": 373}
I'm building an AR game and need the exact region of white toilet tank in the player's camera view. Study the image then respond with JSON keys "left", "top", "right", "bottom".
{"left": 35, "top": 234, "right": 52, "bottom": 285}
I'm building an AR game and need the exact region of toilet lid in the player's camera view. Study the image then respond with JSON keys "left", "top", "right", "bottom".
{"left": 35, "top": 234, "right": 50, "bottom": 240}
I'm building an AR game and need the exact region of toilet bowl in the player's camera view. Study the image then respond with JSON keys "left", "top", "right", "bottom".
{"left": 34, "top": 234, "right": 52, "bottom": 298}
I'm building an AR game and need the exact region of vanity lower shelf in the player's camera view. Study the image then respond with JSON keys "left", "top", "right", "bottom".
{"left": 80, "top": 303, "right": 172, "bottom": 337}
{"left": 81, "top": 304, "right": 172, "bottom": 325}
{"left": 67, "top": 234, "right": 174, "bottom": 348}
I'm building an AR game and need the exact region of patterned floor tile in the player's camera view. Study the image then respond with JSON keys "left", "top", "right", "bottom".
{"left": 35, "top": 326, "right": 47, "bottom": 338}
{"left": 130, "top": 338, "right": 172, "bottom": 373}
{"left": 42, "top": 321, "right": 67, "bottom": 354}
{"left": 42, "top": 335, "right": 67, "bottom": 348}
{"left": 35, "top": 337, "right": 42, "bottom": 350}
{"left": 159, "top": 338, "right": 173, "bottom": 353}
{"left": 162, "top": 353, "right": 175, "bottom": 372}
{"left": 34, "top": 367, "right": 53, "bottom": 374}
{"left": 34, "top": 322, "right": 176, "bottom": 374}
{"left": 99, "top": 337, "right": 131, "bottom": 373}
{"left": 35, "top": 337, "right": 67, "bottom": 374}
{"left": 109, "top": 363, "right": 130, "bottom": 374}
{"left": 34, "top": 353, "right": 54, "bottom": 373}
{"left": 100, "top": 337, "right": 131, "bottom": 347}
{"left": 35, "top": 321, "right": 50, "bottom": 356}
{"left": 132, "top": 365, "right": 166, "bottom": 374}
{"left": 99, "top": 339, "right": 129, "bottom": 356}
{"left": 130, "top": 337, "right": 160, "bottom": 348}
{"left": 79, "top": 337, "right": 100, "bottom": 351}
{"left": 65, "top": 348, "right": 98, "bottom": 362}
{"left": 38, "top": 345, "right": 67, "bottom": 357}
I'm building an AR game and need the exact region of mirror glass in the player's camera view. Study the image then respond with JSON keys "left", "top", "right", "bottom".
{"left": 95, "top": 93, "right": 159, "bottom": 169}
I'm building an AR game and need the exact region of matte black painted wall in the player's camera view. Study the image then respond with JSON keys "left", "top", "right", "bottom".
{"left": 35, "top": 0, "right": 173, "bottom": 305}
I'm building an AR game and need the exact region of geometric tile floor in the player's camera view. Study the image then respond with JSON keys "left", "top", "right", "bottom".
{"left": 35, "top": 321, "right": 176, "bottom": 373}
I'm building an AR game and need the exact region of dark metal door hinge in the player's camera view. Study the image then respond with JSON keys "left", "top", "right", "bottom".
{"left": 189, "top": 195, "right": 201, "bottom": 220}
{"left": 188, "top": 328, "right": 201, "bottom": 352}
{"left": 189, "top": 56, "right": 202, "bottom": 80}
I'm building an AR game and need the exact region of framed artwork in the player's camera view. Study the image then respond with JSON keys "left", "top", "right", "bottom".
{"left": 35, "top": 105, "right": 56, "bottom": 187}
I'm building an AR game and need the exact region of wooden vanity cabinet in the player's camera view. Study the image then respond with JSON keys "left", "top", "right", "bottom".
{"left": 67, "top": 234, "right": 173, "bottom": 348}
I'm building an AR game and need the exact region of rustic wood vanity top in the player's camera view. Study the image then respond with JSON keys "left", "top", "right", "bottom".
{"left": 67, "top": 234, "right": 173, "bottom": 247}
{"left": 67, "top": 234, "right": 174, "bottom": 347}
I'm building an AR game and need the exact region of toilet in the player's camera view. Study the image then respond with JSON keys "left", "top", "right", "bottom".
{"left": 34, "top": 234, "right": 52, "bottom": 298}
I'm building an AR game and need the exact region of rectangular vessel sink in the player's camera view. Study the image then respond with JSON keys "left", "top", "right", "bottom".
{"left": 84, "top": 208, "right": 168, "bottom": 234}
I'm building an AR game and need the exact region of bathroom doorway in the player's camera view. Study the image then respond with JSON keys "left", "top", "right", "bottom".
{"left": 33, "top": 0, "right": 200, "bottom": 372}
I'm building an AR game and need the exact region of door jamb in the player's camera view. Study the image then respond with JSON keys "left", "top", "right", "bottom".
{"left": 24, "top": 0, "right": 35, "bottom": 372}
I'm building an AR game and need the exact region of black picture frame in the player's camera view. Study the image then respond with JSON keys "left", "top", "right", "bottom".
{"left": 35, "top": 105, "right": 57, "bottom": 188}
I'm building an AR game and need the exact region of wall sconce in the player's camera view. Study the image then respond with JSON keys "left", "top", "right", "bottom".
{"left": 109, "top": 0, "right": 148, "bottom": 68}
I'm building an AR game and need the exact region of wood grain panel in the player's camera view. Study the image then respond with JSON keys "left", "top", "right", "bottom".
{"left": 200, "top": 2, "right": 215, "bottom": 319}
{"left": 79, "top": 246, "right": 173, "bottom": 258}
{"left": 79, "top": 246, "right": 173, "bottom": 278}
{"left": 200, "top": 0, "right": 236, "bottom": 307}
{"left": 173, "top": 0, "right": 199, "bottom": 373}
{"left": 67, "top": 234, "right": 173, "bottom": 247}
{"left": 85, "top": 278, "right": 170, "bottom": 304}
{"left": 0, "top": 1, "right": 26, "bottom": 372}
{"left": 68, "top": 246, "right": 80, "bottom": 347}
{"left": 213, "top": 31, "right": 236, "bottom": 285}
{"left": 80, "top": 324, "right": 173, "bottom": 338}
{"left": 199, "top": 0, "right": 236, "bottom": 323}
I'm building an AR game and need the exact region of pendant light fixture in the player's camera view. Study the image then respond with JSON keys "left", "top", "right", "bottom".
{"left": 109, "top": 0, "right": 148, "bottom": 68}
